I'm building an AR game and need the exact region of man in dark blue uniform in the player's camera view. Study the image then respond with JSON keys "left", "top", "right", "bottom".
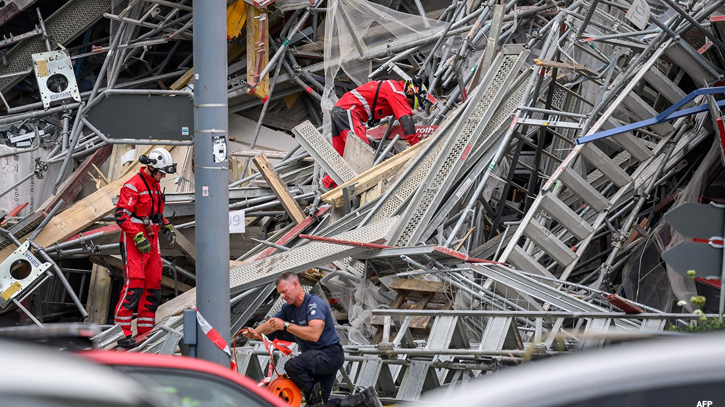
{"left": 244, "top": 272, "right": 381, "bottom": 407}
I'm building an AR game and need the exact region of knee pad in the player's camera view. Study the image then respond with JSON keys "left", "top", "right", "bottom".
{"left": 144, "top": 289, "right": 161, "bottom": 312}
{"left": 123, "top": 287, "right": 143, "bottom": 310}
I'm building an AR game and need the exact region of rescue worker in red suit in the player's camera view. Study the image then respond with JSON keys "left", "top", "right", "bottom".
{"left": 321, "top": 78, "right": 426, "bottom": 189}
{"left": 114, "top": 147, "right": 178, "bottom": 348}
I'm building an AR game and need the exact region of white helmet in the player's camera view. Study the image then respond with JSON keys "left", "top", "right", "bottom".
{"left": 145, "top": 147, "right": 176, "bottom": 174}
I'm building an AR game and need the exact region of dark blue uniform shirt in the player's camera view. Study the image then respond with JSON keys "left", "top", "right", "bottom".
{"left": 275, "top": 293, "right": 339, "bottom": 352}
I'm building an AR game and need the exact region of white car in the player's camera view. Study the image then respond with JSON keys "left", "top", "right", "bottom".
{"left": 419, "top": 332, "right": 725, "bottom": 407}
{"left": 0, "top": 339, "right": 161, "bottom": 407}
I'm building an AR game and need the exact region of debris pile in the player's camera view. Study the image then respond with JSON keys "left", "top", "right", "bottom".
{"left": 2, "top": 0, "right": 725, "bottom": 401}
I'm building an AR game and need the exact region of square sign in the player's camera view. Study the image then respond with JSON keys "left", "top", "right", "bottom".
{"left": 229, "top": 209, "right": 245, "bottom": 234}
{"left": 625, "top": 0, "right": 650, "bottom": 30}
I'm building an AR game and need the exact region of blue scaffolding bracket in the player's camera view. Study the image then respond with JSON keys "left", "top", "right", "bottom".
{"left": 576, "top": 86, "right": 725, "bottom": 144}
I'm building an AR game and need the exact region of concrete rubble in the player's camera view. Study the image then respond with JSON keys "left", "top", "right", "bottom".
{"left": 1, "top": 0, "right": 725, "bottom": 402}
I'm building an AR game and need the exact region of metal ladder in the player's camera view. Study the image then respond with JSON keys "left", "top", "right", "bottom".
{"left": 494, "top": 39, "right": 692, "bottom": 294}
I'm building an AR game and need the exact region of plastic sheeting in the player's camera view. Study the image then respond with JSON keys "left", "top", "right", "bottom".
{"left": 0, "top": 146, "right": 59, "bottom": 218}
{"left": 321, "top": 0, "right": 462, "bottom": 135}
{"left": 321, "top": 270, "right": 391, "bottom": 345}
{"left": 621, "top": 139, "right": 721, "bottom": 312}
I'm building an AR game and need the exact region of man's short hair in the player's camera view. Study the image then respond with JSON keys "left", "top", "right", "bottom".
{"left": 276, "top": 272, "right": 298, "bottom": 286}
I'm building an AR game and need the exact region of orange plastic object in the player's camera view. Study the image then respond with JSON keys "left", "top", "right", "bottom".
{"left": 267, "top": 376, "right": 302, "bottom": 407}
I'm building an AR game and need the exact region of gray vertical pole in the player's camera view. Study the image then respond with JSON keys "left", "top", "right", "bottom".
{"left": 194, "top": 0, "right": 230, "bottom": 366}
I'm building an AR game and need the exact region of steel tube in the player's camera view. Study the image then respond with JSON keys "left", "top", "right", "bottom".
{"left": 194, "top": 0, "right": 231, "bottom": 366}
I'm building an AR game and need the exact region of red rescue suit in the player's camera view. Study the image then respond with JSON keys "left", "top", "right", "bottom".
{"left": 113, "top": 167, "right": 168, "bottom": 336}
{"left": 322, "top": 80, "right": 418, "bottom": 189}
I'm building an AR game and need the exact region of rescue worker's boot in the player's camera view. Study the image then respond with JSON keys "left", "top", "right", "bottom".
{"left": 117, "top": 335, "right": 136, "bottom": 348}
{"left": 305, "top": 382, "right": 325, "bottom": 405}
{"left": 340, "top": 386, "right": 383, "bottom": 407}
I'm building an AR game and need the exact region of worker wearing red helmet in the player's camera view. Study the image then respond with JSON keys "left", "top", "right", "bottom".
{"left": 113, "top": 147, "right": 178, "bottom": 348}
{"left": 321, "top": 78, "right": 429, "bottom": 189}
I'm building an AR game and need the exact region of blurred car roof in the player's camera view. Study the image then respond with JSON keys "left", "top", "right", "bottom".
{"left": 420, "top": 332, "right": 725, "bottom": 407}
{"left": 0, "top": 339, "right": 160, "bottom": 407}
{"left": 81, "top": 350, "right": 290, "bottom": 407}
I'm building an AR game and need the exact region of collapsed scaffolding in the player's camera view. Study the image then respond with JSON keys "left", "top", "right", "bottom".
{"left": 1, "top": 0, "right": 725, "bottom": 402}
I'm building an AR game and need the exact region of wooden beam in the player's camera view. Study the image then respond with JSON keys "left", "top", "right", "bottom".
{"left": 170, "top": 69, "right": 194, "bottom": 91}
{"left": 173, "top": 232, "right": 197, "bottom": 264}
{"left": 230, "top": 148, "right": 288, "bottom": 159}
{"left": 246, "top": 7, "right": 269, "bottom": 100}
{"left": 321, "top": 137, "right": 429, "bottom": 207}
{"left": 252, "top": 154, "right": 305, "bottom": 224}
{"left": 534, "top": 58, "right": 599, "bottom": 78}
{"left": 85, "top": 264, "right": 112, "bottom": 325}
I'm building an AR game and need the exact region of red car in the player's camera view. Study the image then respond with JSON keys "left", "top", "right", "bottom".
{"left": 81, "top": 351, "right": 291, "bottom": 407}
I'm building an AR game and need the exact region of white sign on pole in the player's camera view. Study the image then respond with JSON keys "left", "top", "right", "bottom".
{"left": 625, "top": 0, "right": 651, "bottom": 31}
{"left": 229, "top": 209, "right": 245, "bottom": 234}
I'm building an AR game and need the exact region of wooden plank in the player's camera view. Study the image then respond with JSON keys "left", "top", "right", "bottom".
{"left": 170, "top": 69, "right": 194, "bottom": 91}
{"left": 389, "top": 278, "right": 447, "bottom": 293}
{"left": 534, "top": 58, "right": 599, "bottom": 77}
{"left": 230, "top": 148, "right": 288, "bottom": 159}
{"left": 85, "top": 264, "right": 112, "bottom": 325}
{"left": 247, "top": 6, "right": 269, "bottom": 100}
{"left": 343, "top": 132, "right": 375, "bottom": 174}
{"left": 360, "top": 181, "right": 383, "bottom": 206}
{"left": 173, "top": 232, "right": 197, "bottom": 264}
{"left": 321, "top": 137, "right": 429, "bottom": 207}
{"left": 252, "top": 154, "right": 305, "bottom": 224}
{"left": 40, "top": 144, "right": 112, "bottom": 212}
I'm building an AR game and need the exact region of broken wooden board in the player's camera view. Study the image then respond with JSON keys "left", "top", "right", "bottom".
{"left": 321, "top": 137, "right": 429, "bottom": 207}
{"left": 252, "top": 154, "right": 305, "bottom": 224}
{"left": 85, "top": 264, "right": 113, "bottom": 325}
{"left": 343, "top": 132, "right": 376, "bottom": 174}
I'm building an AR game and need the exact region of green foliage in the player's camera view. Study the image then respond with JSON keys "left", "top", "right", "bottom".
{"left": 668, "top": 269, "right": 724, "bottom": 332}
{"left": 670, "top": 317, "right": 725, "bottom": 333}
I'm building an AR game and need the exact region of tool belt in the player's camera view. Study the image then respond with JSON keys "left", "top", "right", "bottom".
{"left": 132, "top": 214, "right": 162, "bottom": 237}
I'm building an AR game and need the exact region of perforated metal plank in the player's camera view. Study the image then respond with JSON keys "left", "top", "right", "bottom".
{"left": 579, "top": 144, "right": 631, "bottom": 188}
{"left": 390, "top": 50, "right": 528, "bottom": 246}
{"left": 463, "top": 72, "right": 529, "bottom": 175}
{"left": 364, "top": 107, "right": 462, "bottom": 225}
{"left": 0, "top": 0, "right": 112, "bottom": 92}
{"left": 540, "top": 194, "right": 593, "bottom": 240}
{"left": 419, "top": 75, "right": 530, "bottom": 242}
{"left": 521, "top": 219, "right": 576, "bottom": 267}
{"left": 229, "top": 216, "right": 399, "bottom": 294}
{"left": 558, "top": 167, "right": 607, "bottom": 212}
{"left": 292, "top": 121, "right": 357, "bottom": 186}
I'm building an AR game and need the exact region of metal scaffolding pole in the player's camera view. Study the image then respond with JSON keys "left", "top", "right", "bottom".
{"left": 194, "top": 0, "right": 230, "bottom": 366}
